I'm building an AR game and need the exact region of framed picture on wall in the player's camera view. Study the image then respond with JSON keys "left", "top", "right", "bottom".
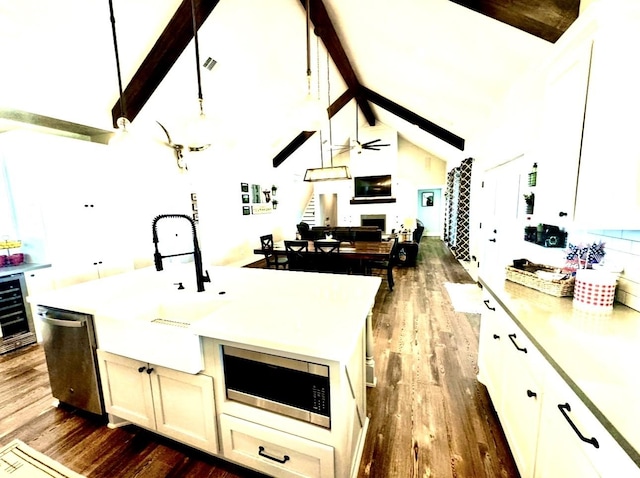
{"left": 242, "top": 206, "right": 250, "bottom": 215}
{"left": 251, "top": 184, "right": 261, "bottom": 203}
{"left": 422, "top": 191, "right": 434, "bottom": 207}
{"left": 241, "top": 194, "right": 250, "bottom": 204}
{"left": 241, "top": 182, "right": 249, "bottom": 192}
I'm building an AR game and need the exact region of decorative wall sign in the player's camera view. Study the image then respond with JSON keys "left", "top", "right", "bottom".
{"left": 251, "top": 204, "right": 273, "bottom": 215}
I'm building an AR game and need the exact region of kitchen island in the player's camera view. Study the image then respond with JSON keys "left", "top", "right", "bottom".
{"left": 479, "top": 273, "right": 640, "bottom": 477}
{"left": 29, "top": 265, "right": 381, "bottom": 478}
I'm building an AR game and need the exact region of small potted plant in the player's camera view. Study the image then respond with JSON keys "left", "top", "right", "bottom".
{"left": 523, "top": 192, "right": 535, "bottom": 215}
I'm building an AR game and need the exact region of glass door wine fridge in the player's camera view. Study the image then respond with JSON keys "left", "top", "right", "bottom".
{"left": 0, "top": 273, "right": 37, "bottom": 354}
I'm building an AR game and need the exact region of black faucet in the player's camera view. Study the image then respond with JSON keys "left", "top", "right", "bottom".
{"left": 152, "top": 214, "right": 210, "bottom": 292}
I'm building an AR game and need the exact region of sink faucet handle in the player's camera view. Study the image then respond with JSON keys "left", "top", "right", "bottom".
{"left": 203, "top": 270, "right": 211, "bottom": 283}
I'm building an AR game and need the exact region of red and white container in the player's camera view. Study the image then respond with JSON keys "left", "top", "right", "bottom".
{"left": 573, "top": 269, "right": 618, "bottom": 311}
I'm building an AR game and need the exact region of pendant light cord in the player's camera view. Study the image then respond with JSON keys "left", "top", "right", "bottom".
{"left": 326, "top": 48, "right": 333, "bottom": 167}
{"left": 108, "top": 0, "right": 126, "bottom": 124}
{"left": 191, "top": 0, "right": 204, "bottom": 114}
{"left": 306, "top": 0, "right": 312, "bottom": 94}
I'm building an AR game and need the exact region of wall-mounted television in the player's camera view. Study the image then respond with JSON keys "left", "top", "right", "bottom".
{"left": 354, "top": 175, "right": 392, "bottom": 198}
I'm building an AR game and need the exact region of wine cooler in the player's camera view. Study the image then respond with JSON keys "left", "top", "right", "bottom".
{"left": 0, "top": 273, "right": 36, "bottom": 354}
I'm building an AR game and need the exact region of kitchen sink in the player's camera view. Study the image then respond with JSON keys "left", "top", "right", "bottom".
{"left": 94, "top": 290, "right": 230, "bottom": 374}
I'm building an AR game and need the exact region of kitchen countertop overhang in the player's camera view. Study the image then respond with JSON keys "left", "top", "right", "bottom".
{"left": 28, "top": 265, "right": 382, "bottom": 363}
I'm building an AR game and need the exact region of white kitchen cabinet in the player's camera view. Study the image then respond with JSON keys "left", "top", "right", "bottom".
{"left": 498, "top": 319, "right": 544, "bottom": 478}
{"left": 573, "top": 20, "right": 640, "bottom": 229}
{"left": 0, "top": 130, "right": 133, "bottom": 289}
{"left": 220, "top": 414, "right": 335, "bottom": 478}
{"left": 477, "top": 291, "right": 506, "bottom": 399}
{"left": 477, "top": 291, "right": 543, "bottom": 478}
{"left": 23, "top": 267, "right": 54, "bottom": 342}
{"left": 530, "top": 41, "right": 592, "bottom": 226}
{"left": 97, "top": 349, "right": 218, "bottom": 454}
{"left": 535, "top": 367, "right": 640, "bottom": 478}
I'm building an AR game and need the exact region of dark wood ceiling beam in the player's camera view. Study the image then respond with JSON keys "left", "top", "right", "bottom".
{"left": 272, "top": 131, "right": 316, "bottom": 168}
{"left": 111, "top": 0, "right": 220, "bottom": 128}
{"left": 361, "top": 86, "right": 466, "bottom": 150}
{"left": 301, "top": 0, "right": 376, "bottom": 126}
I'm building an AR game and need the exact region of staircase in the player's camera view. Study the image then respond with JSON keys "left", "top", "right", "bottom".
{"left": 301, "top": 195, "right": 316, "bottom": 226}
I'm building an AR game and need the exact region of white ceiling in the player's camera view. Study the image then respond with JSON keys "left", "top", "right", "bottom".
{"left": 0, "top": 0, "right": 554, "bottom": 164}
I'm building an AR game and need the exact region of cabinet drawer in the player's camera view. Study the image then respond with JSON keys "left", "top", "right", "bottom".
{"left": 220, "top": 414, "right": 335, "bottom": 478}
{"left": 543, "top": 370, "right": 640, "bottom": 477}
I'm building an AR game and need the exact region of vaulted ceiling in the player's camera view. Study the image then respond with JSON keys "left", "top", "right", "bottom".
{"left": 0, "top": 0, "right": 579, "bottom": 165}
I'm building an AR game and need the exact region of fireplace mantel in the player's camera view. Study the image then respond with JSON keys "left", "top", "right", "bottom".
{"left": 349, "top": 197, "right": 397, "bottom": 205}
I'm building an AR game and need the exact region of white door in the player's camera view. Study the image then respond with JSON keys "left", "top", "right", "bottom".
{"left": 417, "top": 188, "right": 442, "bottom": 237}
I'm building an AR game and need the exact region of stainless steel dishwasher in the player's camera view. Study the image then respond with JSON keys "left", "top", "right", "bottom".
{"left": 39, "top": 306, "right": 104, "bottom": 415}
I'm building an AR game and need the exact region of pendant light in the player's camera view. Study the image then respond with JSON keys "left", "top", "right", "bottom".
{"left": 185, "top": 0, "right": 213, "bottom": 150}
{"left": 108, "top": 0, "right": 131, "bottom": 144}
{"left": 299, "top": 0, "right": 324, "bottom": 131}
{"left": 304, "top": 49, "right": 351, "bottom": 182}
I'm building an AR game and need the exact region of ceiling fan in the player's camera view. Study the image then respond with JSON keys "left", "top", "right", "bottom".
{"left": 329, "top": 104, "right": 391, "bottom": 154}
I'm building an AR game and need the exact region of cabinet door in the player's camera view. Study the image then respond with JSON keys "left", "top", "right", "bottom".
{"left": 97, "top": 350, "right": 155, "bottom": 429}
{"left": 23, "top": 268, "right": 53, "bottom": 342}
{"left": 532, "top": 42, "right": 592, "bottom": 225}
{"left": 150, "top": 366, "right": 218, "bottom": 454}
{"left": 477, "top": 292, "right": 505, "bottom": 400}
{"left": 536, "top": 369, "right": 640, "bottom": 478}
{"left": 499, "top": 320, "right": 544, "bottom": 478}
{"left": 574, "top": 30, "right": 640, "bottom": 229}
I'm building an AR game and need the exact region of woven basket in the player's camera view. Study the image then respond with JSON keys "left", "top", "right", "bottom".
{"left": 505, "top": 261, "right": 574, "bottom": 297}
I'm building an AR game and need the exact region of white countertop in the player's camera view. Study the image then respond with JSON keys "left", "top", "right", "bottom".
{"left": 29, "top": 265, "right": 381, "bottom": 362}
{"left": 480, "top": 273, "right": 640, "bottom": 466}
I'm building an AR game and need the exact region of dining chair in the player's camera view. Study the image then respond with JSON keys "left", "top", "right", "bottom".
{"left": 367, "top": 236, "right": 399, "bottom": 290}
{"left": 284, "top": 240, "right": 310, "bottom": 271}
{"left": 259, "top": 234, "right": 288, "bottom": 270}
{"left": 313, "top": 240, "right": 346, "bottom": 274}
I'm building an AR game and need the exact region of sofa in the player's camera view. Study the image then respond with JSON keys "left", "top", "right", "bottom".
{"left": 296, "top": 223, "right": 382, "bottom": 242}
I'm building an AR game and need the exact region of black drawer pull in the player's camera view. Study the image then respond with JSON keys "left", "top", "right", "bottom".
{"left": 488, "top": 238, "right": 496, "bottom": 242}
{"left": 258, "top": 446, "right": 290, "bottom": 464}
{"left": 558, "top": 403, "right": 599, "bottom": 448}
{"left": 527, "top": 389, "right": 537, "bottom": 398}
{"left": 492, "top": 334, "right": 500, "bottom": 340}
{"left": 508, "top": 333, "right": 527, "bottom": 353}
{"left": 138, "top": 366, "right": 146, "bottom": 373}
{"left": 146, "top": 367, "right": 154, "bottom": 374}
{"left": 483, "top": 300, "right": 495, "bottom": 311}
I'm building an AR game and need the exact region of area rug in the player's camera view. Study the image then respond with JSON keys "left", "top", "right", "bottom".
{"left": 0, "top": 439, "right": 85, "bottom": 478}
{"left": 444, "top": 282, "right": 484, "bottom": 314}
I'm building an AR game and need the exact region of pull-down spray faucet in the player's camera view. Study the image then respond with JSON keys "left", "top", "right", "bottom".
{"left": 152, "top": 214, "right": 210, "bottom": 292}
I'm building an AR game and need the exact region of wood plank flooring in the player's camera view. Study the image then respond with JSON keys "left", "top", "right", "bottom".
{"left": 0, "top": 238, "right": 518, "bottom": 477}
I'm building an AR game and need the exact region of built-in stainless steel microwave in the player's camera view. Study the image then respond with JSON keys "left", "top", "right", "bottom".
{"left": 222, "top": 346, "right": 331, "bottom": 429}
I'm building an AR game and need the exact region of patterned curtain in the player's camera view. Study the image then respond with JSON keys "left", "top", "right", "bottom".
{"left": 443, "top": 158, "right": 474, "bottom": 261}
{"left": 444, "top": 169, "right": 455, "bottom": 247}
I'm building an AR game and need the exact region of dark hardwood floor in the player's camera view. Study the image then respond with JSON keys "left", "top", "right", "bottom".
{"left": 0, "top": 237, "right": 518, "bottom": 477}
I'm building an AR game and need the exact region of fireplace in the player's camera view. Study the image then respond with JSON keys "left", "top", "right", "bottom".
{"left": 361, "top": 214, "right": 386, "bottom": 231}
